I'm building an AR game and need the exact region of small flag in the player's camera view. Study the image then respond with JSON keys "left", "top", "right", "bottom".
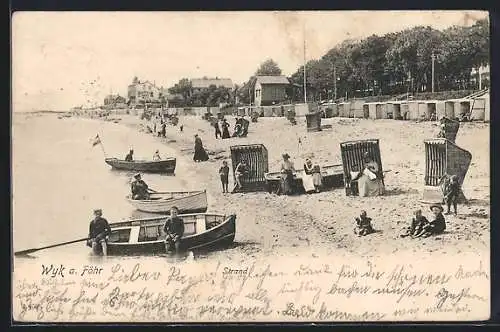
{"left": 91, "top": 134, "right": 101, "bottom": 147}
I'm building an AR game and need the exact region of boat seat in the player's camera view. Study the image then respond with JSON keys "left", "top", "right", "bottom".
{"left": 195, "top": 216, "right": 206, "bottom": 234}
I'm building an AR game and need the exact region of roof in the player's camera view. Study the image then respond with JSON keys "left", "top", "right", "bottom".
{"left": 191, "top": 78, "right": 233, "bottom": 89}
{"left": 255, "top": 76, "right": 290, "bottom": 85}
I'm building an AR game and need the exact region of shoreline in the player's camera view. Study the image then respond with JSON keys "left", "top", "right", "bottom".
{"left": 66, "top": 112, "right": 490, "bottom": 259}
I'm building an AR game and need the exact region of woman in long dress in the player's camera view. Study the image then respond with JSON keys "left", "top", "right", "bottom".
{"left": 303, "top": 158, "right": 322, "bottom": 193}
{"left": 221, "top": 119, "right": 230, "bottom": 139}
{"left": 354, "top": 152, "right": 384, "bottom": 197}
{"left": 193, "top": 134, "right": 209, "bottom": 162}
{"left": 280, "top": 153, "right": 295, "bottom": 195}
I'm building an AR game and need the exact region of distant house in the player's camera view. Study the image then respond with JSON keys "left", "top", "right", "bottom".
{"left": 128, "top": 78, "right": 161, "bottom": 106}
{"left": 254, "top": 76, "right": 290, "bottom": 106}
{"left": 190, "top": 77, "right": 233, "bottom": 95}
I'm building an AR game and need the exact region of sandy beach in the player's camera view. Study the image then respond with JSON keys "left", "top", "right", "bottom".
{"left": 91, "top": 113, "right": 490, "bottom": 259}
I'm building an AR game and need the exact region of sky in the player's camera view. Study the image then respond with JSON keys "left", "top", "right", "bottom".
{"left": 12, "top": 11, "right": 488, "bottom": 111}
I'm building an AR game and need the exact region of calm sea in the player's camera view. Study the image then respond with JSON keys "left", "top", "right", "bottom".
{"left": 12, "top": 113, "right": 217, "bottom": 266}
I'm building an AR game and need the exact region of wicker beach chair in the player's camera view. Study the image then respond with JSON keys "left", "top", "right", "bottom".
{"left": 340, "top": 139, "right": 384, "bottom": 196}
{"left": 422, "top": 138, "right": 471, "bottom": 203}
{"left": 230, "top": 144, "right": 269, "bottom": 193}
{"left": 305, "top": 112, "right": 322, "bottom": 132}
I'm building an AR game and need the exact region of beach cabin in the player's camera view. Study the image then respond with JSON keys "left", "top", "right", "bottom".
{"left": 400, "top": 102, "right": 410, "bottom": 120}
{"left": 417, "top": 101, "right": 433, "bottom": 121}
{"left": 338, "top": 102, "right": 350, "bottom": 118}
{"left": 469, "top": 98, "right": 486, "bottom": 121}
{"left": 376, "top": 103, "right": 390, "bottom": 119}
{"left": 322, "top": 103, "right": 338, "bottom": 118}
{"left": 444, "top": 101, "right": 455, "bottom": 119}
{"left": 367, "top": 102, "right": 382, "bottom": 119}
{"left": 454, "top": 100, "right": 471, "bottom": 120}
{"left": 352, "top": 100, "right": 365, "bottom": 118}
{"left": 484, "top": 93, "right": 490, "bottom": 122}
{"left": 362, "top": 103, "right": 370, "bottom": 119}
{"left": 305, "top": 112, "right": 322, "bottom": 132}
{"left": 407, "top": 101, "right": 420, "bottom": 120}
{"left": 230, "top": 144, "right": 269, "bottom": 193}
{"left": 387, "top": 102, "right": 402, "bottom": 120}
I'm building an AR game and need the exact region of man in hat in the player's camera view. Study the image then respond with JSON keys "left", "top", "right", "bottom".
{"left": 87, "top": 209, "right": 111, "bottom": 256}
{"left": 125, "top": 149, "right": 134, "bottom": 162}
{"left": 419, "top": 204, "right": 446, "bottom": 238}
{"left": 131, "top": 173, "right": 150, "bottom": 200}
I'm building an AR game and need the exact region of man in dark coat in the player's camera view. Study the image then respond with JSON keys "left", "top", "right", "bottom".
{"left": 163, "top": 206, "right": 185, "bottom": 253}
{"left": 131, "top": 173, "right": 150, "bottom": 200}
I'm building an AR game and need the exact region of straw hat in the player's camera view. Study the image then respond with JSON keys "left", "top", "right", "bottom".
{"left": 429, "top": 204, "right": 444, "bottom": 212}
{"left": 134, "top": 173, "right": 141, "bottom": 179}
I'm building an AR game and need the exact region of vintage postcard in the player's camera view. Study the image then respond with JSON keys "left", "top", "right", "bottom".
{"left": 11, "top": 11, "right": 490, "bottom": 323}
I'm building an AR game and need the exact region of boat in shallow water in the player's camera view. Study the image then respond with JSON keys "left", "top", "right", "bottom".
{"left": 127, "top": 190, "right": 208, "bottom": 214}
{"left": 104, "top": 157, "right": 176, "bottom": 173}
{"left": 106, "top": 213, "right": 236, "bottom": 255}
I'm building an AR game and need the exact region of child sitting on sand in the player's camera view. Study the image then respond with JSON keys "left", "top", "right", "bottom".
{"left": 415, "top": 204, "right": 447, "bottom": 238}
{"left": 400, "top": 209, "right": 429, "bottom": 238}
{"left": 353, "top": 210, "right": 375, "bottom": 236}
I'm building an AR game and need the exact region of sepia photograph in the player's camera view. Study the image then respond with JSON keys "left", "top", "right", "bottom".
{"left": 12, "top": 10, "right": 490, "bottom": 322}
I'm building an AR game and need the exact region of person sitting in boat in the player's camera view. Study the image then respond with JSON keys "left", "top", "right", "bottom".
{"left": 153, "top": 150, "right": 161, "bottom": 161}
{"left": 280, "top": 153, "right": 296, "bottom": 195}
{"left": 87, "top": 209, "right": 111, "bottom": 256}
{"left": 131, "top": 173, "right": 150, "bottom": 200}
{"left": 351, "top": 151, "right": 384, "bottom": 197}
{"left": 233, "top": 159, "right": 249, "bottom": 192}
{"left": 302, "top": 158, "right": 322, "bottom": 193}
{"left": 125, "top": 149, "right": 134, "bottom": 162}
{"left": 163, "top": 206, "right": 185, "bottom": 254}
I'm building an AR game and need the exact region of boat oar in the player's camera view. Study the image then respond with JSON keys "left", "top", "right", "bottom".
{"left": 14, "top": 237, "right": 89, "bottom": 256}
{"left": 148, "top": 188, "right": 158, "bottom": 193}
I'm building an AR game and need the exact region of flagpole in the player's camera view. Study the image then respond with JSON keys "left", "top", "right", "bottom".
{"left": 96, "top": 134, "right": 107, "bottom": 158}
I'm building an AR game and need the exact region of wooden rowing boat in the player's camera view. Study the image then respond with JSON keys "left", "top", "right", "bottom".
{"left": 106, "top": 213, "right": 236, "bottom": 255}
{"left": 264, "top": 164, "right": 344, "bottom": 193}
{"left": 127, "top": 190, "right": 208, "bottom": 214}
{"left": 104, "top": 157, "right": 176, "bottom": 173}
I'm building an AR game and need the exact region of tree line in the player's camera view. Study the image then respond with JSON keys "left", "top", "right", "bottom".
{"left": 289, "top": 18, "right": 489, "bottom": 101}
{"left": 167, "top": 18, "right": 488, "bottom": 106}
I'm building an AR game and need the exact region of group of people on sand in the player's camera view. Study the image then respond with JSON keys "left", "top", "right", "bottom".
{"left": 213, "top": 117, "right": 249, "bottom": 139}
{"left": 87, "top": 206, "right": 185, "bottom": 256}
{"left": 352, "top": 203, "right": 448, "bottom": 239}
